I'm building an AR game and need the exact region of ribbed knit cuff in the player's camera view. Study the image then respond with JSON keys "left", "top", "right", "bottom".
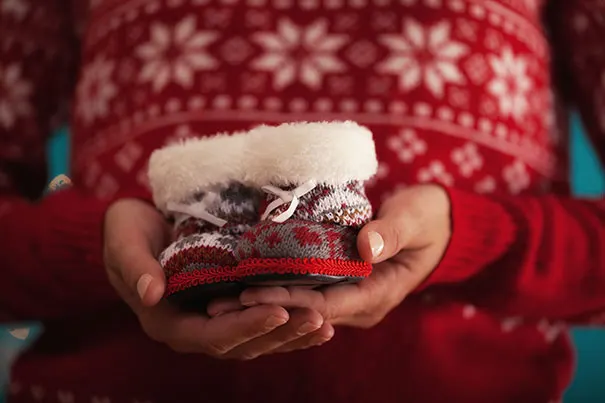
{"left": 420, "top": 187, "right": 518, "bottom": 289}
{"left": 40, "top": 187, "right": 152, "bottom": 310}
{"left": 40, "top": 189, "right": 118, "bottom": 307}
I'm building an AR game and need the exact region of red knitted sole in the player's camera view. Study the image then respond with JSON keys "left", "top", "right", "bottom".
{"left": 237, "top": 257, "right": 372, "bottom": 285}
{"left": 165, "top": 266, "right": 240, "bottom": 297}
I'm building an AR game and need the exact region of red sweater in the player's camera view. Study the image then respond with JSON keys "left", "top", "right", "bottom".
{"left": 1, "top": 0, "right": 604, "bottom": 402}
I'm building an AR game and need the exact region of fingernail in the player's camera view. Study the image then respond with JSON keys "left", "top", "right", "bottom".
{"left": 310, "top": 335, "right": 330, "bottom": 346}
{"left": 241, "top": 299, "right": 258, "bottom": 307}
{"left": 368, "top": 231, "right": 384, "bottom": 258}
{"left": 136, "top": 274, "right": 153, "bottom": 300}
{"left": 265, "top": 315, "right": 287, "bottom": 329}
{"left": 297, "top": 322, "right": 320, "bottom": 336}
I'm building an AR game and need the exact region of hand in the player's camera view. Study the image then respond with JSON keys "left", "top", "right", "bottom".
{"left": 103, "top": 198, "right": 332, "bottom": 359}
{"left": 209, "top": 184, "right": 451, "bottom": 332}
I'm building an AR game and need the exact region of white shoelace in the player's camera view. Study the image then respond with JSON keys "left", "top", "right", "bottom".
{"left": 167, "top": 201, "right": 228, "bottom": 228}
{"left": 260, "top": 180, "right": 317, "bottom": 223}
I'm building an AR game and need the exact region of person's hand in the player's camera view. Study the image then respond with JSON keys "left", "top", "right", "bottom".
{"left": 103, "top": 198, "right": 333, "bottom": 359}
{"left": 208, "top": 184, "right": 451, "bottom": 336}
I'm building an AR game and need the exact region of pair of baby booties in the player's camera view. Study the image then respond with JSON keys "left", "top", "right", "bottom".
{"left": 148, "top": 121, "right": 378, "bottom": 308}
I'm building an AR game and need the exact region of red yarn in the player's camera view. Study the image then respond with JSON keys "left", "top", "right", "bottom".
{"left": 237, "top": 257, "right": 373, "bottom": 280}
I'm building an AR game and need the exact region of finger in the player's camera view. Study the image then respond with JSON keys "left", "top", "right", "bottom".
{"left": 207, "top": 297, "right": 245, "bottom": 317}
{"left": 240, "top": 287, "right": 326, "bottom": 311}
{"left": 224, "top": 309, "right": 323, "bottom": 360}
{"left": 145, "top": 304, "right": 290, "bottom": 354}
{"left": 109, "top": 244, "right": 166, "bottom": 307}
{"left": 357, "top": 217, "right": 411, "bottom": 264}
{"left": 197, "top": 305, "right": 290, "bottom": 355}
{"left": 269, "top": 323, "right": 335, "bottom": 354}
{"left": 104, "top": 200, "right": 169, "bottom": 307}
{"left": 240, "top": 285, "right": 370, "bottom": 325}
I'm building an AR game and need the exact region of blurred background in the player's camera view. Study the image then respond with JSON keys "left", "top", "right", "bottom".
{"left": 0, "top": 114, "right": 603, "bottom": 401}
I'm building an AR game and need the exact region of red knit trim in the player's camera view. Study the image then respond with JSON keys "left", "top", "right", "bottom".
{"left": 237, "top": 257, "right": 372, "bottom": 279}
{"left": 417, "top": 186, "right": 516, "bottom": 291}
{"left": 162, "top": 245, "right": 237, "bottom": 277}
{"left": 165, "top": 267, "right": 240, "bottom": 296}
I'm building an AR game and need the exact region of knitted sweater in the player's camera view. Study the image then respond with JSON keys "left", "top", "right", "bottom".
{"left": 1, "top": 0, "right": 604, "bottom": 402}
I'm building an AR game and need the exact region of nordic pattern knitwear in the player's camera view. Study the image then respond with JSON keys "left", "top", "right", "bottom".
{"left": 236, "top": 181, "right": 373, "bottom": 283}
{"left": 264, "top": 182, "right": 372, "bottom": 228}
{"left": 160, "top": 182, "right": 262, "bottom": 297}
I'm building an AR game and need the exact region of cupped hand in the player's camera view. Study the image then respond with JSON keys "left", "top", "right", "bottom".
{"left": 103, "top": 198, "right": 333, "bottom": 359}
{"left": 208, "top": 184, "right": 452, "bottom": 334}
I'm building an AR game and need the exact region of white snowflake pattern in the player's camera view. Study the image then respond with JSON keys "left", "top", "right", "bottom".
{"left": 251, "top": 18, "right": 348, "bottom": 90}
{"left": 487, "top": 48, "right": 532, "bottom": 121}
{"left": 165, "top": 125, "right": 196, "bottom": 145}
{"left": 0, "top": 63, "right": 31, "bottom": 129}
{"left": 137, "top": 16, "right": 219, "bottom": 92}
{"left": 537, "top": 319, "right": 565, "bottom": 343}
{"left": 378, "top": 19, "right": 468, "bottom": 98}
{"left": 451, "top": 142, "right": 483, "bottom": 177}
{"left": 474, "top": 176, "right": 496, "bottom": 194}
{"left": 502, "top": 159, "right": 530, "bottom": 194}
{"left": 500, "top": 316, "right": 523, "bottom": 332}
{"left": 462, "top": 304, "right": 477, "bottom": 319}
{"left": 417, "top": 161, "right": 454, "bottom": 186}
{"left": 75, "top": 56, "right": 117, "bottom": 124}
{"left": 387, "top": 129, "right": 427, "bottom": 163}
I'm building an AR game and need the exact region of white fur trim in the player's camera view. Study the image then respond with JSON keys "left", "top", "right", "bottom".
{"left": 244, "top": 121, "right": 378, "bottom": 186}
{"left": 148, "top": 132, "right": 248, "bottom": 212}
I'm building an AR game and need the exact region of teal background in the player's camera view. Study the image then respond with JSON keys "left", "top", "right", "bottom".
{"left": 0, "top": 118, "right": 603, "bottom": 401}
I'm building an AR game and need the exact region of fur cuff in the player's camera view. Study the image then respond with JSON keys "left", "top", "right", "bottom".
{"left": 148, "top": 132, "right": 248, "bottom": 212}
{"left": 244, "top": 121, "right": 378, "bottom": 186}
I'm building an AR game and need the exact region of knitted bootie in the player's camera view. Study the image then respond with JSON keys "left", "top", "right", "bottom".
{"left": 235, "top": 121, "right": 378, "bottom": 286}
{"left": 148, "top": 133, "right": 262, "bottom": 308}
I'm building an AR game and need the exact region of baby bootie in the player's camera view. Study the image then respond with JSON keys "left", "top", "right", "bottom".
{"left": 148, "top": 133, "right": 262, "bottom": 308}
{"left": 235, "top": 121, "right": 378, "bottom": 286}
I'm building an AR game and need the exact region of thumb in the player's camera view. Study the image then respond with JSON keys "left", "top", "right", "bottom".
{"left": 118, "top": 245, "right": 166, "bottom": 308}
{"left": 104, "top": 200, "right": 168, "bottom": 308}
{"left": 357, "top": 217, "right": 409, "bottom": 264}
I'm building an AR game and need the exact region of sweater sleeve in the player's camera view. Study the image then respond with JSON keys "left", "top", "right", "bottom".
{"left": 422, "top": 0, "right": 605, "bottom": 325}
{"left": 0, "top": 1, "right": 121, "bottom": 321}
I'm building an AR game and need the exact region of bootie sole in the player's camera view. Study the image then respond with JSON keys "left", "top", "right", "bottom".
{"left": 237, "top": 257, "right": 372, "bottom": 286}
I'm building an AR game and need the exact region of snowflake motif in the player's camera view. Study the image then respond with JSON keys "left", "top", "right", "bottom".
{"left": 220, "top": 37, "right": 254, "bottom": 65}
{"left": 387, "top": 129, "right": 427, "bottom": 163}
{"left": 487, "top": 48, "right": 532, "bottom": 121}
{"left": 345, "top": 40, "right": 378, "bottom": 68}
{"left": 500, "top": 316, "right": 523, "bottom": 332}
{"left": 0, "top": 63, "right": 31, "bottom": 129}
{"left": 137, "top": 16, "right": 218, "bottom": 92}
{"left": 165, "top": 125, "right": 196, "bottom": 145}
{"left": 474, "top": 176, "right": 496, "bottom": 194}
{"left": 75, "top": 56, "right": 117, "bottom": 124}
{"left": 378, "top": 19, "right": 468, "bottom": 98}
{"left": 417, "top": 161, "right": 454, "bottom": 186}
{"left": 536, "top": 319, "right": 565, "bottom": 343}
{"left": 251, "top": 18, "right": 348, "bottom": 90}
{"left": 1, "top": 0, "right": 29, "bottom": 20}
{"left": 502, "top": 159, "right": 530, "bottom": 194}
{"left": 451, "top": 142, "right": 483, "bottom": 177}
